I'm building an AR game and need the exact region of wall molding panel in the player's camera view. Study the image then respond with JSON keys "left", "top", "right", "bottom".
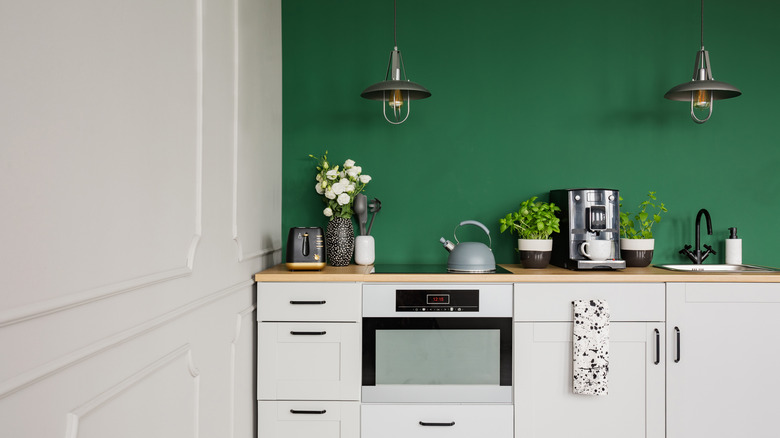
{"left": 232, "top": 0, "right": 282, "bottom": 262}
{"left": 64, "top": 345, "right": 200, "bottom": 438}
{"left": 0, "top": 0, "right": 280, "bottom": 436}
{"left": 0, "top": 280, "right": 252, "bottom": 400}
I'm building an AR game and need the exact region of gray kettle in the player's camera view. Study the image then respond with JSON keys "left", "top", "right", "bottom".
{"left": 439, "top": 220, "right": 496, "bottom": 273}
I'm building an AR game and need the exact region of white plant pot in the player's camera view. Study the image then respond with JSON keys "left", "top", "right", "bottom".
{"left": 620, "top": 238, "right": 654, "bottom": 267}
{"left": 518, "top": 239, "right": 553, "bottom": 251}
{"left": 517, "top": 239, "right": 553, "bottom": 269}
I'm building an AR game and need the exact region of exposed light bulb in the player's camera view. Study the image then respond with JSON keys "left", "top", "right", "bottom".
{"left": 693, "top": 89, "right": 711, "bottom": 109}
{"left": 388, "top": 89, "right": 404, "bottom": 109}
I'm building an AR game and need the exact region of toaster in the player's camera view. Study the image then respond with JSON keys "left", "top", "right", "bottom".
{"left": 286, "top": 227, "right": 326, "bottom": 270}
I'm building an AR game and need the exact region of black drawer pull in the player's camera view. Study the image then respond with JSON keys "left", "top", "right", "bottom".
{"left": 674, "top": 326, "right": 681, "bottom": 363}
{"left": 290, "top": 300, "right": 327, "bottom": 305}
{"left": 419, "top": 421, "right": 455, "bottom": 427}
{"left": 290, "top": 331, "right": 327, "bottom": 336}
{"left": 654, "top": 328, "right": 660, "bottom": 365}
{"left": 290, "top": 409, "right": 327, "bottom": 415}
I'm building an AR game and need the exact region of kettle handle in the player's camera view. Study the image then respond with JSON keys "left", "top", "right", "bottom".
{"left": 454, "top": 220, "right": 492, "bottom": 248}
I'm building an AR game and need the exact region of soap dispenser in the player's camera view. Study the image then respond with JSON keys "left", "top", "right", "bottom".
{"left": 726, "top": 227, "right": 742, "bottom": 265}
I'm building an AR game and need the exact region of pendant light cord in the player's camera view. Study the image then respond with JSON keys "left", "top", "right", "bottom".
{"left": 393, "top": 0, "right": 398, "bottom": 48}
{"left": 700, "top": 0, "right": 704, "bottom": 48}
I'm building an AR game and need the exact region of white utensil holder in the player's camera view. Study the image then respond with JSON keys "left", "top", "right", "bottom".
{"left": 355, "top": 235, "right": 375, "bottom": 265}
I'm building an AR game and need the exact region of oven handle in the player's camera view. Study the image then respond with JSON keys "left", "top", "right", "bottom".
{"left": 290, "top": 300, "right": 327, "bottom": 305}
{"left": 419, "top": 421, "right": 456, "bottom": 427}
{"left": 290, "top": 331, "right": 327, "bottom": 336}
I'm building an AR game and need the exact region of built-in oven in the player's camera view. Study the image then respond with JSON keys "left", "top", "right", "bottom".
{"left": 362, "top": 283, "right": 513, "bottom": 403}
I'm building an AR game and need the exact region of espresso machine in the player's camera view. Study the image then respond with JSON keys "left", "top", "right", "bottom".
{"left": 549, "top": 188, "right": 626, "bottom": 270}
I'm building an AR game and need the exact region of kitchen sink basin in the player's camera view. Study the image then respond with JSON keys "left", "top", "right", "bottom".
{"left": 655, "top": 264, "right": 780, "bottom": 273}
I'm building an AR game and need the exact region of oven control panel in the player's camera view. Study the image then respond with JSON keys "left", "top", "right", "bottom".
{"left": 395, "top": 289, "right": 479, "bottom": 312}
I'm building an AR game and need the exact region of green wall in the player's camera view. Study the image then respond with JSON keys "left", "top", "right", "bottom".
{"left": 281, "top": 0, "right": 780, "bottom": 266}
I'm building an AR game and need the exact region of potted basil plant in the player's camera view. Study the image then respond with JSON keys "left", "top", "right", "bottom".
{"left": 499, "top": 196, "right": 561, "bottom": 268}
{"left": 619, "top": 191, "right": 668, "bottom": 267}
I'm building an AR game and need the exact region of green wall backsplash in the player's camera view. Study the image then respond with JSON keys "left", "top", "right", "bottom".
{"left": 282, "top": 0, "right": 780, "bottom": 267}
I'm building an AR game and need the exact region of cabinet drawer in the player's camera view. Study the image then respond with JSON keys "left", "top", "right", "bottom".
{"left": 361, "top": 404, "right": 513, "bottom": 438}
{"left": 514, "top": 283, "right": 665, "bottom": 322}
{"left": 259, "top": 401, "right": 359, "bottom": 438}
{"left": 258, "top": 282, "right": 361, "bottom": 322}
{"left": 258, "top": 322, "right": 360, "bottom": 400}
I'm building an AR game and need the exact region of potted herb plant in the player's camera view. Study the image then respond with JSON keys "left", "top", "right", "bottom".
{"left": 499, "top": 196, "right": 561, "bottom": 268}
{"left": 619, "top": 191, "right": 668, "bottom": 267}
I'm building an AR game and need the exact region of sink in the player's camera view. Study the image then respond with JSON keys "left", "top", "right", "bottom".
{"left": 655, "top": 264, "right": 780, "bottom": 273}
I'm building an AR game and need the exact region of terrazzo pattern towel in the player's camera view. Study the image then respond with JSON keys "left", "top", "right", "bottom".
{"left": 572, "top": 299, "right": 610, "bottom": 395}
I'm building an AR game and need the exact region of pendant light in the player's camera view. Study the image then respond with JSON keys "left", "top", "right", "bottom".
{"left": 664, "top": 0, "right": 741, "bottom": 124}
{"left": 360, "top": 0, "right": 431, "bottom": 125}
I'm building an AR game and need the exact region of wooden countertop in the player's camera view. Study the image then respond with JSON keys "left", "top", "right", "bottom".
{"left": 255, "top": 264, "right": 780, "bottom": 283}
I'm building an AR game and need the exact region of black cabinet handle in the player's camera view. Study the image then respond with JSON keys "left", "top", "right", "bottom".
{"left": 674, "top": 326, "right": 681, "bottom": 363}
{"left": 290, "top": 409, "right": 326, "bottom": 415}
{"left": 290, "top": 300, "right": 326, "bottom": 305}
{"left": 419, "top": 422, "right": 455, "bottom": 427}
{"left": 290, "top": 331, "right": 327, "bottom": 336}
{"left": 654, "top": 328, "right": 660, "bottom": 365}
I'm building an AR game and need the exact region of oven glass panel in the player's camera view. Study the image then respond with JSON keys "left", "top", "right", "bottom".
{"left": 374, "top": 329, "right": 501, "bottom": 385}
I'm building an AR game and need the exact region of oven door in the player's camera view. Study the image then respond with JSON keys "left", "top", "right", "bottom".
{"left": 362, "top": 317, "right": 512, "bottom": 403}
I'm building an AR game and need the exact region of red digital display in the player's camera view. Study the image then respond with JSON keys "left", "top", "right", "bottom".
{"left": 427, "top": 294, "right": 450, "bottom": 305}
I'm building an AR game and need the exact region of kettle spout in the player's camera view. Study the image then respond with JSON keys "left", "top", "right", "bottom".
{"left": 440, "top": 237, "right": 455, "bottom": 252}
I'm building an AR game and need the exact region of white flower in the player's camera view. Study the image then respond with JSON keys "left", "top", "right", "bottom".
{"left": 359, "top": 174, "right": 372, "bottom": 184}
{"left": 315, "top": 183, "right": 324, "bottom": 195}
{"left": 346, "top": 184, "right": 355, "bottom": 193}
{"left": 326, "top": 169, "right": 338, "bottom": 180}
{"left": 347, "top": 167, "right": 360, "bottom": 178}
{"left": 339, "top": 171, "right": 346, "bottom": 179}
{"left": 316, "top": 174, "right": 322, "bottom": 182}
{"left": 332, "top": 182, "right": 346, "bottom": 195}
{"left": 344, "top": 159, "right": 355, "bottom": 168}
{"left": 323, "top": 207, "right": 333, "bottom": 217}
{"left": 325, "top": 189, "right": 336, "bottom": 200}
{"left": 337, "top": 193, "right": 351, "bottom": 205}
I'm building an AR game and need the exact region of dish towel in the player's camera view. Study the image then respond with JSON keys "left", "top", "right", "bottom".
{"left": 572, "top": 299, "right": 610, "bottom": 395}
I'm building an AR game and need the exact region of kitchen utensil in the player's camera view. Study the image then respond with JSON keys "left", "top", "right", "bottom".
{"left": 367, "top": 198, "right": 382, "bottom": 235}
{"left": 354, "top": 194, "right": 368, "bottom": 235}
{"left": 285, "top": 227, "right": 326, "bottom": 270}
{"left": 439, "top": 220, "right": 496, "bottom": 273}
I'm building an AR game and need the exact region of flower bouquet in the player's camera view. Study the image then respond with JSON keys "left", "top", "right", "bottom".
{"left": 310, "top": 151, "right": 372, "bottom": 266}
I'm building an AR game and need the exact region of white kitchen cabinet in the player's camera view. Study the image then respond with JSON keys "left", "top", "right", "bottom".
{"left": 361, "top": 404, "right": 513, "bottom": 438}
{"left": 259, "top": 401, "right": 360, "bottom": 438}
{"left": 258, "top": 282, "right": 362, "bottom": 437}
{"left": 258, "top": 322, "right": 360, "bottom": 400}
{"left": 666, "top": 282, "right": 780, "bottom": 438}
{"left": 515, "top": 322, "right": 664, "bottom": 438}
{"left": 514, "top": 283, "right": 665, "bottom": 438}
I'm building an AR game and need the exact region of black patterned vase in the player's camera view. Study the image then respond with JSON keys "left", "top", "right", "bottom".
{"left": 325, "top": 217, "right": 355, "bottom": 266}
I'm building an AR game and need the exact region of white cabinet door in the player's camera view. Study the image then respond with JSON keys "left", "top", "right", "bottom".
{"left": 259, "top": 401, "right": 359, "bottom": 438}
{"left": 361, "top": 404, "right": 513, "bottom": 438}
{"left": 515, "top": 322, "right": 665, "bottom": 438}
{"left": 667, "top": 282, "right": 780, "bottom": 438}
{"left": 258, "top": 322, "right": 360, "bottom": 400}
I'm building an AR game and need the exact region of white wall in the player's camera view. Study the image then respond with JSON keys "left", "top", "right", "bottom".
{"left": 0, "top": 0, "right": 281, "bottom": 436}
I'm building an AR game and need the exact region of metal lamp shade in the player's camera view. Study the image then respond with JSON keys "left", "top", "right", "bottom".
{"left": 360, "top": 80, "right": 431, "bottom": 101}
{"left": 664, "top": 79, "right": 741, "bottom": 101}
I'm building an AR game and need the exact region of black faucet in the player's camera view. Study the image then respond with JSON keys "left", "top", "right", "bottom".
{"left": 680, "top": 208, "right": 716, "bottom": 264}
